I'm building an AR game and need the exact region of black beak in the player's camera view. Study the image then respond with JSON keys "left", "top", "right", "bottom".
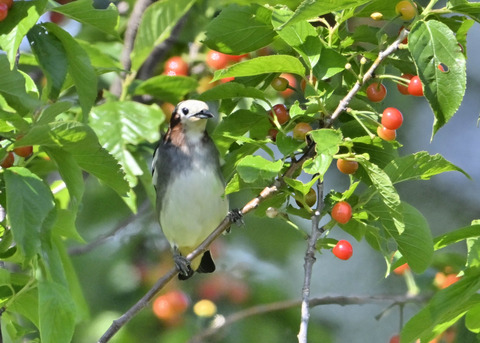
{"left": 194, "top": 110, "right": 213, "bottom": 119}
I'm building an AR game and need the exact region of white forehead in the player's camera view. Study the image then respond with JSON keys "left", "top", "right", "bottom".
{"left": 177, "top": 100, "right": 209, "bottom": 115}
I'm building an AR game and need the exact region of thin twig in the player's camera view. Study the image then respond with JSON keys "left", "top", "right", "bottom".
{"left": 189, "top": 293, "right": 429, "bottom": 343}
{"left": 297, "top": 181, "right": 324, "bottom": 343}
{"left": 97, "top": 26, "right": 410, "bottom": 343}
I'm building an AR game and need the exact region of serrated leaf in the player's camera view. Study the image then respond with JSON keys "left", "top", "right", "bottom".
{"left": 27, "top": 25, "right": 68, "bottom": 101}
{"left": 408, "top": 20, "right": 466, "bottom": 136}
{"left": 0, "top": 55, "right": 39, "bottom": 115}
{"left": 237, "top": 155, "right": 283, "bottom": 183}
{"left": 39, "top": 281, "right": 76, "bottom": 343}
{"left": 313, "top": 48, "right": 347, "bottom": 80}
{"left": 43, "top": 23, "right": 97, "bottom": 118}
{"left": 284, "top": 176, "right": 319, "bottom": 196}
{"left": 37, "top": 101, "right": 72, "bottom": 125}
{"left": 271, "top": 7, "right": 322, "bottom": 69}
{"left": 279, "top": 0, "right": 370, "bottom": 29}
{"left": 0, "top": 0, "right": 47, "bottom": 67}
{"left": 303, "top": 129, "right": 342, "bottom": 178}
{"left": 361, "top": 160, "right": 404, "bottom": 234}
{"left": 448, "top": 0, "right": 480, "bottom": 23}
{"left": 51, "top": 0, "right": 119, "bottom": 37}
{"left": 90, "top": 101, "right": 164, "bottom": 187}
{"left": 276, "top": 132, "right": 305, "bottom": 156}
{"left": 198, "top": 82, "right": 268, "bottom": 102}
{"left": 401, "top": 270, "right": 480, "bottom": 342}
{"left": 131, "top": 0, "right": 195, "bottom": 71}
{"left": 18, "top": 122, "right": 129, "bottom": 196}
{"left": 384, "top": 151, "right": 470, "bottom": 183}
{"left": 134, "top": 75, "right": 198, "bottom": 104}
{"left": 4, "top": 168, "right": 55, "bottom": 262}
{"left": 212, "top": 55, "right": 306, "bottom": 81}
{"left": 204, "top": 4, "right": 275, "bottom": 54}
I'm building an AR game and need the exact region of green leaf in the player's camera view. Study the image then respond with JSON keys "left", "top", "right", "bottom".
{"left": 198, "top": 82, "right": 268, "bottom": 102}
{"left": 448, "top": 0, "right": 480, "bottom": 23}
{"left": 237, "top": 155, "right": 283, "bottom": 183}
{"left": 361, "top": 160, "right": 404, "bottom": 235}
{"left": 38, "top": 281, "right": 76, "bottom": 343}
{"left": 278, "top": 0, "right": 370, "bottom": 29}
{"left": 370, "top": 201, "right": 433, "bottom": 273}
{"left": 212, "top": 55, "right": 306, "bottom": 82}
{"left": 466, "top": 237, "right": 480, "bottom": 270}
{"left": 276, "top": 132, "right": 305, "bottom": 156}
{"left": 271, "top": 7, "right": 322, "bottom": 69}
{"left": 0, "top": 55, "right": 39, "bottom": 115}
{"left": 51, "top": 0, "right": 119, "bottom": 37}
{"left": 434, "top": 224, "right": 480, "bottom": 250}
{"left": 204, "top": 4, "right": 275, "bottom": 54}
{"left": 212, "top": 109, "right": 270, "bottom": 155}
{"left": 43, "top": 23, "right": 97, "bottom": 118}
{"left": 134, "top": 75, "right": 198, "bottom": 104}
{"left": 0, "top": 0, "right": 47, "bottom": 67}
{"left": 18, "top": 122, "right": 129, "bottom": 196}
{"left": 313, "top": 48, "right": 347, "bottom": 80}
{"left": 27, "top": 25, "right": 68, "bottom": 101}
{"left": 131, "top": 0, "right": 195, "bottom": 71}
{"left": 4, "top": 168, "right": 55, "bottom": 261}
{"left": 303, "top": 129, "right": 342, "bottom": 178}
{"left": 90, "top": 101, "right": 164, "bottom": 187}
{"left": 8, "top": 288, "right": 39, "bottom": 328}
{"left": 401, "top": 269, "right": 480, "bottom": 342}
{"left": 408, "top": 20, "right": 466, "bottom": 136}
{"left": 37, "top": 101, "right": 73, "bottom": 125}
{"left": 466, "top": 303, "right": 480, "bottom": 333}
{"left": 384, "top": 151, "right": 470, "bottom": 183}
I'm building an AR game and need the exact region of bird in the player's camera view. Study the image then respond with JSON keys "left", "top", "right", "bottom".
{"left": 152, "top": 100, "right": 229, "bottom": 280}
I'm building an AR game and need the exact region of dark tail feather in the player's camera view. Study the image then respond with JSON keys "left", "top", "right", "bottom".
{"left": 197, "top": 250, "right": 216, "bottom": 274}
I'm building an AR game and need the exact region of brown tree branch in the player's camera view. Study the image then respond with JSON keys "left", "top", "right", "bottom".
{"left": 189, "top": 293, "right": 429, "bottom": 343}
{"left": 97, "top": 27, "right": 411, "bottom": 343}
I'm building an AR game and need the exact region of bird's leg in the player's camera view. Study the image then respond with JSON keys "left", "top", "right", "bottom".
{"left": 227, "top": 209, "right": 244, "bottom": 232}
{"left": 173, "top": 248, "right": 193, "bottom": 279}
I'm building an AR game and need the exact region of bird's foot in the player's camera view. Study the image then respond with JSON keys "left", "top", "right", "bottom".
{"left": 228, "top": 208, "right": 244, "bottom": 227}
{"left": 173, "top": 251, "right": 194, "bottom": 280}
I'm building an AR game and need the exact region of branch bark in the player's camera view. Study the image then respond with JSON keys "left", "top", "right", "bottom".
{"left": 189, "top": 293, "right": 429, "bottom": 343}
{"left": 97, "top": 27, "right": 411, "bottom": 343}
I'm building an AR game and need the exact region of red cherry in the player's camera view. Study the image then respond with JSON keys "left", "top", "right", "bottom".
{"left": 331, "top": 201, "right": 352, "bottom": 224}
{"left": 269, "top": 104, "right": 290, "bottom": 125}
{"left": 300, "top": 76, "right": 317, "bottom": 92}
{"left": 381, "top": 107, "right": 403, "bottom": 130}
{"left": 0, "top": 0, "right": 12, "bottom": 9}
{"left": 268, "top": 128, "right": 278, "bottom": 141}
{"left": 164, "top": 56, "right": 188, "bottom": 76}
{"left": 377, "top": 126, "right": 396, "bottom": 141}
{"left": 13, "top": 146, "right": 33, "bottom": 158}
{"left": 279, "top": 73, "right": 297, "bottom": 98}
{"left": 389, "top": 334, "right": 400, "bottom": 343}
{"left": 393, "top": 263, "right": 410, "bottom": 275}
{"left": 408, "top": 75, "right": 424, "bottom": 96}
{"left": 332, "top": 240, "right": 353, "bottom": 260}
{"left": 227, "top": 54, "right": 248, "bottom": 62}
{"left": 336, "top": 159, "right": 359, "bottom": 175}
{"left": 0, "top": 3, "right": 8, "bottom": 21}
{"left": 206, "top": 50, "right": 231, "bottom": 70}
{"left": 152, "top": 290, "right": 189, "bottom": 322}
{"left": 366, "top": 83, "right": 387, "bottom": 102}
{"left": 220, "top": 76, "right": 235, "bottom": 83}
{"left": 1, "top": 152, "right": 14, "bottom": 169}
{"left": 397, "top": 74, "right": 413, "bottom": 95}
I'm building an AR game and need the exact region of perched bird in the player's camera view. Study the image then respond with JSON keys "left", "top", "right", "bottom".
{"left": 152, "top": 100, "right": 228, "bottom": 280}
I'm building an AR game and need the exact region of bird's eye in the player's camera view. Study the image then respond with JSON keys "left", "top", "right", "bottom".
{"left": 182, "top": 107, "right": 189, "bottom": 115}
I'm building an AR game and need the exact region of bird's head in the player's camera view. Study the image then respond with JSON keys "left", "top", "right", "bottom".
{"left": 171, "top": 100, "right": 213, "bottom": 133}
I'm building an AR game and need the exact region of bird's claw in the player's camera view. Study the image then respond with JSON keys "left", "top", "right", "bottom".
{"left": 173, "top": 252, "right": 193, "bottom": 279}
{"left": 228, "top": 208, "right": 244, "bottom": 226}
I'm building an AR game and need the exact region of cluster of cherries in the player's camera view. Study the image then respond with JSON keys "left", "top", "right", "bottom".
{"left": 1, "top": 138, "right": 33, "bottom": 169}
{"left": 0, "top": 0, "right": 12, "bottom": 21}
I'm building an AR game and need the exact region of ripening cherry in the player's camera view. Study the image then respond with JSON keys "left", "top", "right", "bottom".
{"left": 300, "top": 76, "right": 317, "bottom": 92}
{"left": 206, "top": 50, "right": 231, "bottom": 70}
{"left": 366, "top": 82, "right": 387, "bottom": 102}
{"left": 395, "top": 0, "right": 417, "bottom": 21}
{"left": 269, "top": 104, "right": 290, "bottom": 125}
{"left": 164, "top": 56, "right": 188, "bottom": 76}
{"left": 331, "top": 201, "right": 352, "bottom": 224}
{"left": 393, "top": 263, "right": 410, "bottom": 275}
{"left": 268, "top": 128, "right": 278, "bottom": 141}
{"left": 13, "top": 146, "right": 33, "bottom": 158}
{"left": 332, "top": 240, "right": 353, "bottom": 260}
{"left": 296, "top": 188, "right": 317, "bottom": 208}
{"left": 389, "top": 334, "right": 400, "bottom": 343}
{"left": 336, "top": 159, "right": 359, "bottom": 175}
{"left": 408, "top": 75, "right": 424, "bottom": 96}
{"left": 377, "top": 125, "right": 396, "bottom": 141}
{"left": 279, "top": 73, "right": 297, "bottom": 98}
{"left": 0, "top": 3, "right": 8, "bottom": 21}
{"left": 271, "top": 77, "right": 289, "bottom": 92}
{"left": 227, "top": 54, "right": 248, "bottom": 62}
{"left": 220, "top": 76, "right": 235, "bottom": 83}
{"left": 1, "top": 152, "right": 14, "bottom": 169}
{"left": 0, "top": 0, "right": 13, "bottom": 9}
{"left": 292, "top": 122, "right": 313, "bottom": 140}
{"left": 397, "top": 74, "right": 413, "bottom": 95}
{"left": 152, "top": 290, "right": 189, "bottom": 322}
{"left": 381, "top": 107, "right": 403, "bottom": 130}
